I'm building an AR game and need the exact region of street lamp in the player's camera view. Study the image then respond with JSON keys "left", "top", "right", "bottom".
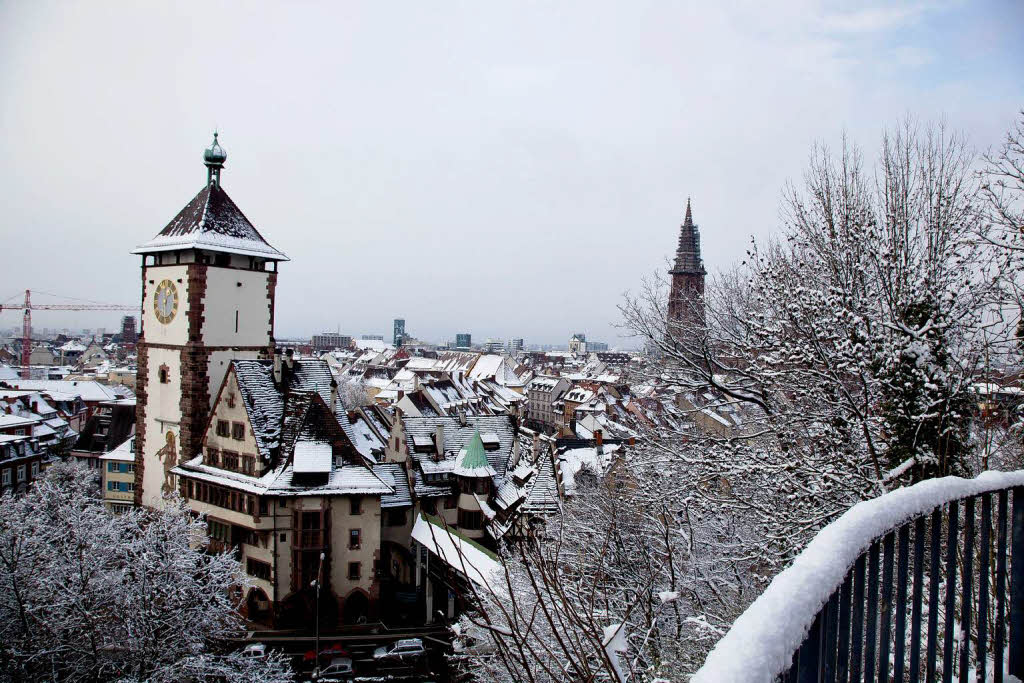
{"left": 311, "top": 551, "right": 325, "bottom": 680}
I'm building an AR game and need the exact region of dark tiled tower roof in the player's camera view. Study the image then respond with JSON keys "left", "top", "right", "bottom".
{"left": 133, "top": 183, "right": 287, "bottom": 260}
{"left": 668, "top": 198, "right": 706, "bottom": 328}
{"left": 671, "top": 198, "right": 705, "bottom": 275}
{"left": 132, "top": 134, "right": 287, "bottom": 260}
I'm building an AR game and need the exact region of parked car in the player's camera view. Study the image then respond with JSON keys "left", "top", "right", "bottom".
{"left": 241, "top": 643, "right": 267, "bottom": 660}
{"left": 373, "top": 638, "right": 426, "bottom": 661}
{"left": 317, "top": 656, "right": 354, "bottom": 681}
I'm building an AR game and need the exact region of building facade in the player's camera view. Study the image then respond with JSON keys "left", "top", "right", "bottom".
{"left": 455, "top": 333, "right": 471, "bottom": 349}
{"left": 393, "top": 319, "right": 406, "bottom": 347}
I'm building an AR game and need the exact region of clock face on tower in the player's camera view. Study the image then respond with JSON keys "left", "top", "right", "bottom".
{"left": 153, "top": 279, "right": 179, "bottom": 324}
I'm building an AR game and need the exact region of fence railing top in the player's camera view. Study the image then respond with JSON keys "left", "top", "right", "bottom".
{"left": 691, "top": 469, "right": 1024, "bottom": 683}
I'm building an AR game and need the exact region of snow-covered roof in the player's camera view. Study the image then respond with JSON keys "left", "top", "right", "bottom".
{"left": 100, "top": 435, "right": 135, "bottom": 461}
{"left": 3, "top": 380, "right": 119, "bottom": 403}
{"left": 132, "top": 183, "right": 288, "bottom": 260}
{"left": 411, "top": 514, "right": 502, "bottom": 591}
{"left": 0, "top": 413, "right": 38, "bottom": 429}
{"left": 374, "top": 463, "right": 413, "bottom": 508}
{"left": 453, "top": 431, "right": 498, "bottom": 478}
{"left": 293, "top": 441, "right": 332, "bottom": 474}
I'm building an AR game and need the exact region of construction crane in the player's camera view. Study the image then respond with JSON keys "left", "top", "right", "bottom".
{"left": 0, "top": 290, "right": 139, "bottom": 378}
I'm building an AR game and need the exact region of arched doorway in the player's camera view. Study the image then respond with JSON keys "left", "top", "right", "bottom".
{"left": 246, "top": 587, "right": 271, "bottom": 623}
{"left": 341, "top": 589, "right": 369, "bottom": 625}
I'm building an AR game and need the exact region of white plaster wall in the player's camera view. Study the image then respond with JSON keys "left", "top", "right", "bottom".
{"left": 140, "top": 347, "right": 181, "bottom": 508}
{"left": 203, "top": 371, "right": 262, "bottom": 468}
{"left": 206, "top": 350, "right": 263, "bottom": 411}
{"left": 142, "top": 265, "right": 191, "bottom": 346}
{"left": 201, "top": 267, "right": 273, "bottom": 347}
{"left": 328, "top": 496, "right": 381, "bottom": 601}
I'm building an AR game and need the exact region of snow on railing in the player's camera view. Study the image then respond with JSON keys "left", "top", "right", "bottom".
{"left": 691, "top": 469, "right": 1024, "bottom": 683}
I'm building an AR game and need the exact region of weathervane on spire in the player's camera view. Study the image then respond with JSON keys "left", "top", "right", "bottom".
{"left": 203, "top": 131, "right": 227, "bottom": 188}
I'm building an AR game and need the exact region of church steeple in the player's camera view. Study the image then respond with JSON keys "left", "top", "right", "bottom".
{"left": 671, "top": 197, "right": 706, "bottom": 275}
{"left": 668, "top": 197, "right": 707, "bottom": 329}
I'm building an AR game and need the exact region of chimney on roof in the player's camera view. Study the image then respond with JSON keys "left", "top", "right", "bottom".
{"left": 273, "top": 347, "right": 283, "bottom": 387}
{"left": 434, "top": 423, "right": 444, "bottom": 461}
{"left": 457, "top": 409, "right": 467, "bottom": 427}
{"left": 595, "top": 428, "right": 603, "bottom": 453}
{"left": 397, "top": 389, "right": 404, "bottom": 402}
{"left": 329, "top": 378, "right": 338, "bottom": 410}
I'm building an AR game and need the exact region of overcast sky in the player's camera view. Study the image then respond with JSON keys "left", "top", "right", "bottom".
{"left": 1, "top": 1, "right": 1021, "bottom": 347}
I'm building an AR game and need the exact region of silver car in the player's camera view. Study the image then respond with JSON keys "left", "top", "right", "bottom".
{"left": 372, "top": 637, "right": 426, "bottom": 661}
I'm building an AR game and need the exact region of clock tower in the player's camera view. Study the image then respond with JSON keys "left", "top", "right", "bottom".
{"left": 132, "top": 134, "right": 288, "bottom": 508}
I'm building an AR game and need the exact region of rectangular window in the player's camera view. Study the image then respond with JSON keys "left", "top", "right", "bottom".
{"left": 349, "top": 529, "right": 361, "bottom": 549}
{"left": 187, "top": 481, "right": 194, "bottom": 498}
{"left": 2, "top": 469, "right": 10, "bottom": 486}
{"left": 30, "top": 462, "right": 39, "bottom": 477}
{"left": 108, "top": 462, "right": 116, "bottom": 472}
{"left": 386, "top": 508, "right": 406, "bottom": 526}
{"left": 242, "top": 455, "right": 255, "bottom": 476}
{"left": 208, "top": 520, "right": 231, "bottom": 543}
{"left": 231, "top": 422, "right": 245, "bottom": 440}
{"left": 350, "top": 497, "right": 362, "bottom": 515}
{"left": 17, "top": 465, "right": 26, "bottom": 482}
{"left": 107, "top": 480, "right": 116, "bottom": 491}
{"left": 247, "top": 558, "right": 271, "bottom": 581}
{"left": 258, "top": 498, "right": 268, "bottom": 516}
{"left": 216, "top": 420, "right": 230, "bottom": 437}
{"left": 206, "top": 448, "right": 220, "bottom": 467}
{"left": 458, "top": 509, "right": 483, "bottom": 530}
{"left": 347, "top": 562, "right": 361, "bottom": 580}
{"left": 222, "top": 451, "right": 239, "bottom": 471}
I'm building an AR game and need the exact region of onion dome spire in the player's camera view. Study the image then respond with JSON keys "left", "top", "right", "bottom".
{"left": 203, "top": 131, "right": 227, "bottom": 188}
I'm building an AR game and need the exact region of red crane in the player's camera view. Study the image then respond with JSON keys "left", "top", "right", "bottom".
{"left": 0, "top": 290, "right": 139, "bottom": 378}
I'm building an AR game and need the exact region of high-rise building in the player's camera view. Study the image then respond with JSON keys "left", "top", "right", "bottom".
{"left": 455, "top": 333, "right": 472, "bottom": 349}
{"left": 668, "top": 198, "right": 706, "bottom": 330}
{"left": 483, "top": 338, "right": 503, "bottom": 352}
{"left": 132, "top": 133, "right": 287, "bottom": 508}
{"left": 393, "top": 319, "right": 406, "bottom": 347}
{"left": 360, "top": 334, "right": 384, "bottom": 341}
{"left": 507, "top": 338, "right": 524, "bottom": 351}
{"left": 588, "top": 341, "right": 608, "bottom": 352}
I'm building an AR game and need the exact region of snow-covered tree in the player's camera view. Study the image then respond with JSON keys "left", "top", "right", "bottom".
{"left": 0, "top": 462, "right": 292, "bottom": 683}
{"left": 458, "top": 117, "right": 1023, "bottom": 682}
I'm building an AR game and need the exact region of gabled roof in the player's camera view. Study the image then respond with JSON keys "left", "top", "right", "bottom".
{"left": 132, "top": 184, "right": 288, "bottom": 260}
{"left": 231, "top": 358, "right": 337, "bottom": 462}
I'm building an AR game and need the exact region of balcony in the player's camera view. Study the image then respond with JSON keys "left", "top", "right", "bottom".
{"left": 693, "top": 470, "right": 1024, "bottom": 683}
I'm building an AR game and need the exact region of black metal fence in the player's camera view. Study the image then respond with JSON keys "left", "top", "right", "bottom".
{"left": 783, "top": 486, "right": 1023, "bottom": 682}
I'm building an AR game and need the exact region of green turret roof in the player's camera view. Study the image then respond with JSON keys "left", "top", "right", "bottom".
{"left": 453, "top": 429, "right": 497, "bottom": 478}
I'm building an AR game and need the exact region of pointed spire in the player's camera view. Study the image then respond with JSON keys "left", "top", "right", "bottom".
{"left": 671, "top": 196, "right": 705, "bottom": 275}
